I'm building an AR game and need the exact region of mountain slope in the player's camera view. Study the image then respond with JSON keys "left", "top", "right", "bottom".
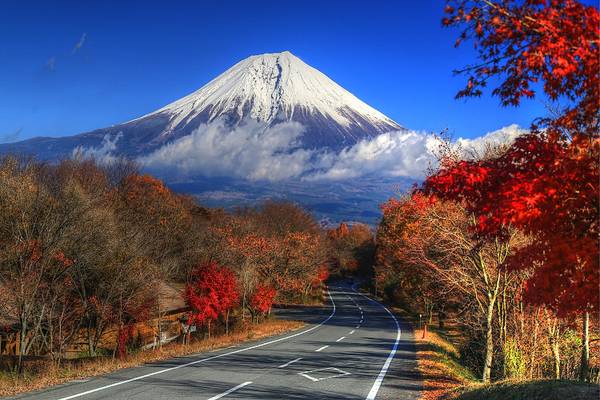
{"left": 1, "top": 51, "right": 402, "bottom": 159}
{"left": 137, "top": 51, "right": 402, "bottom": 147}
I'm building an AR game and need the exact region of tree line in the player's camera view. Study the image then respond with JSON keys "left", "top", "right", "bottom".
{"left": 0, "top": 156, "right": 374, "bottom": 372}
{"left": 375, "top": 0, "right": 598, "bottom": 384}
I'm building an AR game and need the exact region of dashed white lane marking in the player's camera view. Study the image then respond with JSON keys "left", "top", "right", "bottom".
{"left": 56, "top": 291, "right": 337, "bottom": 400}
{"left": 356, "top": 325, "right": 360, "bottom": 329}
{"left": 336, "top": 336, "right": 346, "bottom": 342}
{"left": 207, "top": 381, "right": 252, "bottom": 400}
{"left": 349, "top": 330, "right": 355, "bottom": 335}
{"left": 278, "top": 358, "right": 302, "bottom": 368}
{"left": 352, "top": 289, "right": 402, "bottom": 400}
{"left": 315, "top": 345, "right": 329, "bottom": 352}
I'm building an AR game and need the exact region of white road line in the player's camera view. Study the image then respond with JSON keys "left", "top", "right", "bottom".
{"left": 336, "top": 336, "right": 345, "bottom": 342}
{"left": 56, "top": 291, "right": 337, "bottom": 400}
{"left": 353, "top": 289, "right": 402, "bottom": 400}
{"left": 278, "top": 357, "right": 302, "bottom": 368}
{"left": 207, "top": 381, "right": 252, "bottom": 400}
{"left": 315, "top": 345, "right": 329, "bottom": 352}
{"left": 299, "top": 372, "right": 319, "bottom": 382}
{"left": 349, "top": 330, "right": 355, "bottom": 335}
{"left": 356, "top": 325, "right": 360, "bottom": 329}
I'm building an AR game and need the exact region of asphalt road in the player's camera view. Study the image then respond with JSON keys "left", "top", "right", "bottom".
{"left": 15, "top": 283, "right": 421, "bottom": 400}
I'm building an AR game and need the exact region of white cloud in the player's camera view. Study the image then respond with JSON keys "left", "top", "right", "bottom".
{"left": 455, "top": 124, "right": 527, "bottom": 159}
{"left": 78, "top": 121, "right": 525, "bottom": 182}
{"left": 72, "top": 132, "right": 122, "bottom": 164}
{"left": 72, "top": 33, "right": 87, "bottom": 54}
{"left": 140, "top": 119, "right": 314, "bottom": 181}
{"left": 305, "top": 130, "right": 439, "bottom": 181}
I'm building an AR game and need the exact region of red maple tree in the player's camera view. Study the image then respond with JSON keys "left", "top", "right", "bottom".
{"left": 185, "top": 262, "right": 239, "bottom": 338}
{"left": 249, "top": 284, "right": 276, "bottom": 318}
{"left": 429, "top": 0, "right": 599, "bottom": 316}
{"left": 444, "top": 0, "right": 599, "bottom": 136}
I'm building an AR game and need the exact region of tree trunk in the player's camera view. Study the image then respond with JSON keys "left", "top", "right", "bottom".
{"left": 551, "top": 338, "right": 561, "bottom": 379}
{"left": 225, "top": 310, "right": 230, "bottom": 335}
{"left": 529, "top": 311, "right": 539, "bottom": 379}
{"left": 482, "top": 300, "right": 495, "bottom": 383}
{"left": 545, "top": 313, "right": 561, "bottom": 380}
{"left": 87, "top": 333, "right": 97, "bottom": 357}
{"left": 580, "top": 311, "right": 589, "bottom": 381}
{"left": 157, "top": 301, "right": 162, "bottom": 350}
{"left": 438, "top": 307, "right": 445, "bottom": 330}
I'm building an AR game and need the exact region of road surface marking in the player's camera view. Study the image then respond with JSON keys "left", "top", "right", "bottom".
{"left": 278, "top": 357, "right": 302, "bottom": 368}
{"left": 299, "top": 372, "right": 319, "bottom": 382}
{"left": 315, "top": 345, "right": 329, "bottom": 352}
{"left": 56, "top": 291, "right": 337, "bottom": 400}
{"left": 353, "top": 288, "right": 402, "bottom": 400}
{"left": 336, "top": 336, "right": 345, "bottom": 342}
{"left": 299, "top": 367, "right": 351, "bottom": 382}
{"left": 207, "top": 381, "right": 252, "bottom": 400}
{"left": 356, "top": 325, "right": 360, "bottom": 329}
{"left": 349, "top": 330, "right": 355, "bottom": 335}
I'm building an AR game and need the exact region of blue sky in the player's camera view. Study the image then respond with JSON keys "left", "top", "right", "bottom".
{"left": 1, "top": 0, "right": 548, "bottom": 143}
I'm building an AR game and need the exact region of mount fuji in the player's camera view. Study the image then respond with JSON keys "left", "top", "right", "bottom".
{"left": 1, "top": 51, "right": 420, "bottom": 223}
{"left": 1, "top": 51, "right": 403, "bottom": 160}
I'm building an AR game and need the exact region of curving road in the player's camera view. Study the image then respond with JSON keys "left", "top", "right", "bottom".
{"left": 15, "top": 282, "right": 421, "bottom": 400}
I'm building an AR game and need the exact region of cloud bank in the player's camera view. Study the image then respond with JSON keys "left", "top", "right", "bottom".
{"left": 76, "top": 120, "right": 526, "bottom": 182}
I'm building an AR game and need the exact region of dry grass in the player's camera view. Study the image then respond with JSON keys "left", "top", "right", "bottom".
{"left": 415, "top": 326, "right": 600, "bottom": 400}
{"left": 0, "top": 319, "right": 304, "bottom": 398}
{"left": 415, "top": 327, "right": 478, "bottom": 400}
{"left": 452, "top": 380, "right": 599, "bottom": 400}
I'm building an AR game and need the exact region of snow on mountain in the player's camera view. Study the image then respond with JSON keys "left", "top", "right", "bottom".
{"left": 0, "top": 51, "right": 403, "bottom": 160}
{"left": 137, "top": 51, "right": 402, "bottom": 145}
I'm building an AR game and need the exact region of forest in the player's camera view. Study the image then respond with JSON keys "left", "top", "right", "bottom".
{"left": 0, "top": 156, "right": 375, "bottom": 375}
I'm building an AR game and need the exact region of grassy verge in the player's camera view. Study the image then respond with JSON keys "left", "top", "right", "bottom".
{"left": 0, "top": 319, "right": 304, "bottom": 398}
{"left": 415, "top": 326, "right": 599, "bottom": 400}
{"left": 453, "top": 379, "right": 599, "bottom": 400}
{"left": 414, "top": 327, "right": 478, "bottom": 400}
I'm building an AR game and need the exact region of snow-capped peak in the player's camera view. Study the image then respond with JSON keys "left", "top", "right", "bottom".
{"left": 140, "top": 51, "right": 402, "bottom": 142}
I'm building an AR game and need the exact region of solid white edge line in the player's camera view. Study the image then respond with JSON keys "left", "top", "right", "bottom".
{"left": 352, "top": 289, "right": 402, "bottom": 400}
{"left": 207, "top": 381, "right": 252, "bottom": 400}
{"left": 278, "top": 357, "right": 302, "bottom": 368}
{"left": 56, "top": 290, "right": 337, "bottom": 400}
{"left": 315, "top": 345, "right": 329, "bottom": 352}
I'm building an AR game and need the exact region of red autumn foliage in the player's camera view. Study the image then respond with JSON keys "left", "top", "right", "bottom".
{"left": 423, "top": 134, "right": 599, "bottom": 315}
{"left": 317, "top": 264, "right": 330, "bottom": 283}
{"left": 117, "top": 324, "right": 134, "bottom": 359}
{"left": 250, "top": 284, "right": 276, "bottom": 315}
{"left": 444, "top": 0, "right": 599, "bottom": 136}
{"left": 185, "top": 262, "right": 239, "bottom": 327}
{"left": 430, "top": 0, "right": 600, "bottom": 315}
